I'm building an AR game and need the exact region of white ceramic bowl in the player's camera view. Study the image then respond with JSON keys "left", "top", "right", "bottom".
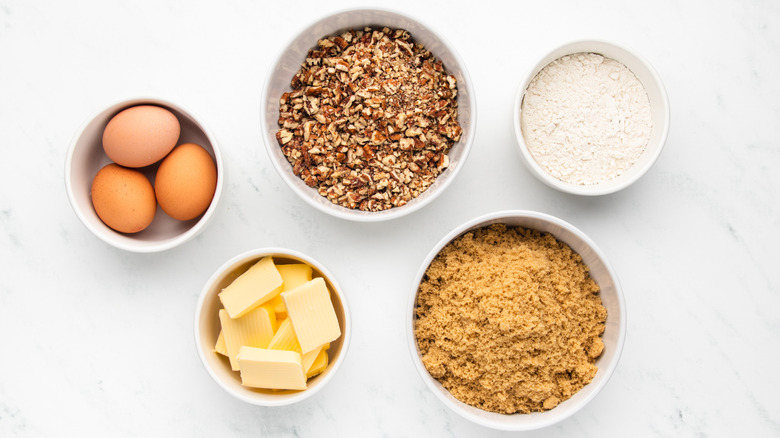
{"left": 65, "top": 97, "right": 224, "bottom": 252}
{"left": 194, "top": 247, "right": 351, "bottom": 406}
{"left": 513, "top": 40, "right": 670, "bottom": 195}
{"left": 407, "top": 210, "right": 626, "bottom": 431}
{"left": 260, "top": 7, "right": 476, "bottom": 221}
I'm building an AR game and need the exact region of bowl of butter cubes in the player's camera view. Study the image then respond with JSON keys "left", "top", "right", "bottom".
{"left": 194, "top": 247, "right": 351, "bottom": 405}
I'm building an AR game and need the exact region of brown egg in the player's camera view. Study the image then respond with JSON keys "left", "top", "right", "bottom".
{"left": 102, "top": 105, "right": 180, "bottom": 168}
{"left": 91, "top": 164, "right": 157, "bottom": 233}
{"left": 155, "top": 143, "right": 217, "bottom": 221}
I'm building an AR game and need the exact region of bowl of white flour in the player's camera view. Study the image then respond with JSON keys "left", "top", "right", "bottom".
{"left": 513, "top": 40, "right": 669, "bottom": 195}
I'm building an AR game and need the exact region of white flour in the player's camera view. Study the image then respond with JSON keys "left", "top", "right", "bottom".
{"left": 521, "top": 52, "right": 652, "bottom": 185}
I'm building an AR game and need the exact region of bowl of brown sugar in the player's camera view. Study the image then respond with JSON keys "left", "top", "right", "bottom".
{"left": 260, "top": 8, "right": 476, "bottom": 221}
{"left": 406, "top": 210, "right": 626, "bottom": 431}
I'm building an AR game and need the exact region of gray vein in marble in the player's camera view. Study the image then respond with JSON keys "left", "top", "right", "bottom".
{"left": 0, "top": 400, "right": 29, "bottom": 436}
{"left": 1, "top": 209, "right": 20, "bottom": 247}
{"left": 716, "top": 348, "right": 780, "bottom": 433}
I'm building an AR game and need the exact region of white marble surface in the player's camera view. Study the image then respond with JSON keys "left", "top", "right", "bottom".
{"left": 1, "top": 0, "right": 779, "bottom": 436}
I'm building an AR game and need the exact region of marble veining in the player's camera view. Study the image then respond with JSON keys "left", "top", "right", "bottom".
{"left": 1, "top": 0, "right": 779, "bottom": 436}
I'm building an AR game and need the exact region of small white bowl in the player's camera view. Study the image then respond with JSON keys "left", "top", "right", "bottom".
{"left": 407, "top": 210, "right": 626, "bottom": 431}
{"left": 194, "top": 247, "right": 351, "bottom": 406}
{"left": 260, "top": 7, "right": 476, "bottom": 221}
{"left": 65, "top": 97, "right": 224, "bottom": 252}
{"left": 513, "top": 40, "right": 670, "bottom": 195}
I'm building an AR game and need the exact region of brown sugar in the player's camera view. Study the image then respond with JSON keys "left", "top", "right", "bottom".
{"left": 414, "top": 224, "right": 607, "bottom": 414}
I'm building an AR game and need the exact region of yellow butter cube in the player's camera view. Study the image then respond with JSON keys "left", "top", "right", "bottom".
{"left": 277, "top": 264, "right": 312, "bottom": 291}
{"left": 219, "top": 256, "right": 283, "bottom": 319}
{"left": 282, "top": 277, "right": 341, "bottom": 354}
{"left": 267, "top": 295, "right": 286, "bottom": 314}
{"left": 302, "top": 345, "right": 323, "bottom": 374}
{"left": 268, "top": 297, "right": 288, "bottom": 322}
{"left": 265, "top": 264, "right": 311, "bottom": 317}
{"left": 219, "top": 306, "right": 275, "bottom": 371}
{"left": 214, "top": 330, "right": 227, "bottom": 356}
{"left": 262, "top": 302, "right": 278, "bottom": 333}
{"left": 267, "top": 318, "right": 322, "bottom": 376}
{"left": 306, "top": 349, "right": 329, "bottom": 379}
{"left": 237, "top": 347, "right": 307, "bottom": 390}
{"left": 267, "top": 318, "right": 301, "bottom": 353}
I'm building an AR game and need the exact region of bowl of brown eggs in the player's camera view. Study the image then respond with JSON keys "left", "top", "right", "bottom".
{"left": 65, "top": 97, "right": 224, "bottom": 252}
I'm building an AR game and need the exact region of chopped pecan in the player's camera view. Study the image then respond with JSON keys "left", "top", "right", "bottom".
{"left": 275, "top": 27, "right": 461, "bottom": 211}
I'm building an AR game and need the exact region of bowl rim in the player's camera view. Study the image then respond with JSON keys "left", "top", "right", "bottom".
{"left": 406, "top": 209, "right": 627, "bottom": 430}
{"left": 259, "top": 6, "right": 477, "bottom": 222}
{"left": 194, "top": 247, "right": 352, "bottom": 406}
{"left": 512, "top": 38, "right": 670, "bottom": 196}
{"left": 65, "top": 96, "right": 224, "bottom": 253}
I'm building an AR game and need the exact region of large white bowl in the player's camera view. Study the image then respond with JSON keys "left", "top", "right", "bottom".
{"left": 407, "top": 210, "right": 626, "bottom": 431}
{"left": 260, "top": 7, "right": 476, "bottom": 221}
{"left": 194, "top": 247, "right": 351, "bottom": 406}
{"left": 65, "top": 97, "right": 224, "bottom": 252}
{"left": 513, "top": 40, "right": 670, "bottom": 195}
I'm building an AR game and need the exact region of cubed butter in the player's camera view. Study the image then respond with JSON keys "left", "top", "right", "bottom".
{"left": 262, "top": 302, "right": 279, "bottom": 333}
{"left": 237, "top": 347, "right": 307, "bottom": 391}
{"left": 218, "top": 256, "right": 283, "bottom": 319}
{"left": 267, "top": 295, "right": 286, "bottom": 314}
{"left": 267, "top": 264, "right": 311, "bottom": 317}
{"left": 277, "top": 263, "right": 312, "bottom": 291}
{"left": 219, "top": 306, "right": 275, "bottom": 371}
{"left": 301, "top": 345, "right": 324, "bottom": 374}
{"left": 267, "top": 318, "right": 322, "bottom": 373}
{"left": 282, "top": 277, "right": 341, "bottom": 354}
{"left": 306, "top": 349, "right": 329, "bottom": 379}
{"left": 214, "top": 330, "right": 227, "bottom": 356}
{"left": 267, "top": 318, "right": 301, "bottom": 353}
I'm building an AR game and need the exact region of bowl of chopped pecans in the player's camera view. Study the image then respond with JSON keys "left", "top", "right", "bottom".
{"left": 260, "top": 8, "right": 476, "bottom": 221}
